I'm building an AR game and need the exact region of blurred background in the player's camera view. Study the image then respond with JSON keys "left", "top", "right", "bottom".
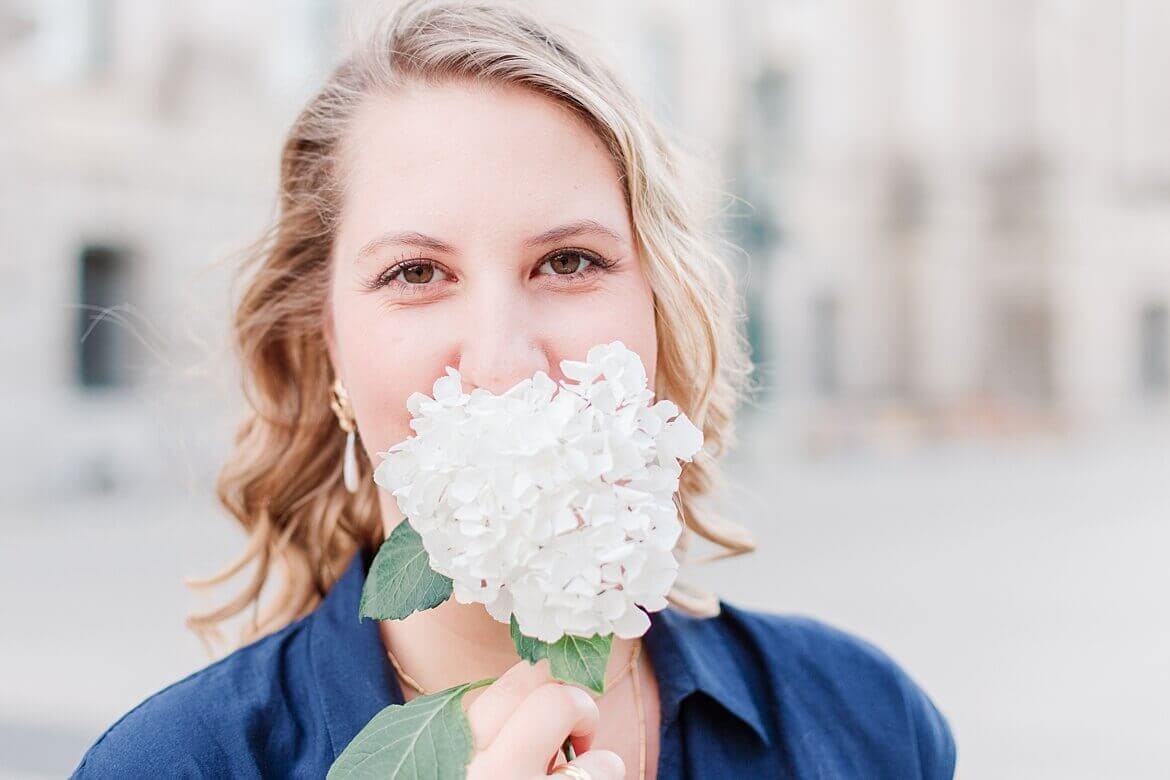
{"left": 1, "top": 1, "right": 1167, "bottom": 777}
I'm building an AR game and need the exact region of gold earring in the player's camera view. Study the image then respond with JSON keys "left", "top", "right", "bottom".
{"left": 329, "top": 378, "right": 360, "bottom": 493}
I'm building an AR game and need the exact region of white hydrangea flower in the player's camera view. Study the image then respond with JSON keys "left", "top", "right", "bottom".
{"left": 372, "top": 340, "right": 704, "bottom": 643}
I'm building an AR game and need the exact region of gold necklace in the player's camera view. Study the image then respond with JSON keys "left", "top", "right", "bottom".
{"left": 384, "top": 640, "right": 648, "bottom": 780}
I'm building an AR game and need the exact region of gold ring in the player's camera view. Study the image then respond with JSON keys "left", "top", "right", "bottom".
{"left": 551, "top": 764, "right": 591, "bottom": 780}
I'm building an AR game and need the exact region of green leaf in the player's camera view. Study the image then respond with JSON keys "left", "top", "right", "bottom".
{"left": 549, "top": 633, "right": 613, "bottom": 694}
{"left": 509, "top": 615, "right": 613, "bottom": 694}
{"left": 327, "top": 679, "right": 492, "bottom": 780}
{"left": 510, "top": 614, "right": 548, "bottom": 664}
{"left": 360, "top": 520, "right": 453, "bottom": 622}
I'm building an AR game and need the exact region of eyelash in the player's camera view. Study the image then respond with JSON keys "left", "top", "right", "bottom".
{"left": 364, "top": 249, "right": 617, "bottom": 294}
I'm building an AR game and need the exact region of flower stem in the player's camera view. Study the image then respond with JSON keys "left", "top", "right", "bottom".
{"left": 465, "top": 677, "right": 496, "bottom": 691}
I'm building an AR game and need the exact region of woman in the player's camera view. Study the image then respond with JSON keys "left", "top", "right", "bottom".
{"left": 72, "top": 1, "right": 956, "bottom": 777}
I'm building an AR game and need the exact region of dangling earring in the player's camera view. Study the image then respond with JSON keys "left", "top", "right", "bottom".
{"left": 329, "top": 378, "right": 360, "bottom": 494}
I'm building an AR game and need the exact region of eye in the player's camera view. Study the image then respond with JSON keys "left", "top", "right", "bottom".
{"left": 397, "top": 262, "right": 441, "bottom": 284}
{"left": 537, "top": 250, "right": 607, "bottom": 277}
{"left": 376, "top": 260, "right": 450, "bottom": 289}
{"left": 366, "top": 249, "right": 615, "bottom": 294}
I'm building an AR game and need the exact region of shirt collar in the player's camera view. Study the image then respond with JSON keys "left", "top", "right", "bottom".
{"left": 309, "top": 548, "right": 771, "bottom": 759}
{"left": 643, "top": 602, "right": 772, "bottom": 746}
{"left": 308, "top": 545, "right": 404, "bottom": 760}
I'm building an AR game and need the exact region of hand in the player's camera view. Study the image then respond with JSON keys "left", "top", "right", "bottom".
{"left": 464, "top": 658, "right": 626, "bottom": 779}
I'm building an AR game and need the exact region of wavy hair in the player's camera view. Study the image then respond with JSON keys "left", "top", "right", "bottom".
{"left": 186, "top": 0, "right": 758, "bottom": 655}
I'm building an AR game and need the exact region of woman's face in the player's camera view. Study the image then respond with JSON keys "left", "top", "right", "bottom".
{"left": 326, "top": 81, "right": 658, "bottom": 532}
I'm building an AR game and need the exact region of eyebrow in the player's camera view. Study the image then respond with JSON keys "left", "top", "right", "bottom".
{"left": 521, "top": 219, "right": 627, "bottom": 249}
{"left": 354, "top": 218, "right": 628, "bottom": 262}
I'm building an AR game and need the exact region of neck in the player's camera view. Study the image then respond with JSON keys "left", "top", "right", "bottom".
{"left": 377, "top": 595, "right": 515, "bottom": 692}
{"left": 374, "top": 514, "right": 638, "bottom": 696}
{"left": 377, "top": 593, "right": 641, "bottom": 697}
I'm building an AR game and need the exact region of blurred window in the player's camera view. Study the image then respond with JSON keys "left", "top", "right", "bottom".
{"left": 642, "top": 19, "right": 679, "bottom": 124}
{"left": 87, "top": 0, "right": 113, "bottom": 79}
{"left": 1139, "top": 303, "right": 1169, "bottom": 395}
{"left": 887, "top": 157, "right": 927, "bottom": 234}
{"left": 15, "top": 0, "right": 112, "bottom": 82}
{"left": 989, "top": 298, "right": 1053, "bottom": 402}
{"left": 77, "top": 244, "right": 132, "bottom": 389}
{"left": 812, "top": 293, "right": 840, "bottom": 397}
{"left": 752, "top": 67, "right": 792, "bottom": 170}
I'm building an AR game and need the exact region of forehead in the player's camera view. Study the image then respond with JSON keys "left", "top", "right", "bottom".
{"left": 337, "top": 80, "right": 630, "bottom": 236}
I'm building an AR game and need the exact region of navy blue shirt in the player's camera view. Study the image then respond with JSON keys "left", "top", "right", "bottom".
{"left": 72, "top": 546, "right": 956, "bottom": 778}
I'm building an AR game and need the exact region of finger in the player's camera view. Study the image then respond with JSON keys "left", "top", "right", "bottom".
{"left": 554, "top": 749, "right": 626, "bottom": 780}
{"left": 486, "top": 683, "right": 599, "bottom": 773}
{"left": 465, "top": 658, "right": 557, "bottom": 750}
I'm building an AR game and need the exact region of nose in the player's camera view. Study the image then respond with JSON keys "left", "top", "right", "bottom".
{"left": 454, "top": 292, "right": 551, "bottom": 395}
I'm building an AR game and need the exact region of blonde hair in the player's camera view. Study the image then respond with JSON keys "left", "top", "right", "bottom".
{"left": 186, "top": 0, "right": 758, "bottom": 654}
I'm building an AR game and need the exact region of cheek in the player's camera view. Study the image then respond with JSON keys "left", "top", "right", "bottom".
{"left": 330, "top": 293, "right": 441, "bottom": 459}
{"left": 538, "top": 271, "right": 659, "bottom": 389}
{"left": 599, "top": 268, "right": 659, "bottom": 385}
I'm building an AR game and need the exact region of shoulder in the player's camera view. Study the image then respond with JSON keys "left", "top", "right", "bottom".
{"left": 717, "top": 602, "right": 956, "bottom": 779}
{"left": 71, "top": 617, "right": 315, "bottom": 779}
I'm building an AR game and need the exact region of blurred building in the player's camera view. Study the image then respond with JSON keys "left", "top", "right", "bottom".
{"left": 720, "top": 0, "right": 1170, "bottom": 432}
{"left": 0, "top": 0, "right": 336, "bottom": 501}
{"left": 1, "top": 0, "right": 1168, "bottom": 502}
